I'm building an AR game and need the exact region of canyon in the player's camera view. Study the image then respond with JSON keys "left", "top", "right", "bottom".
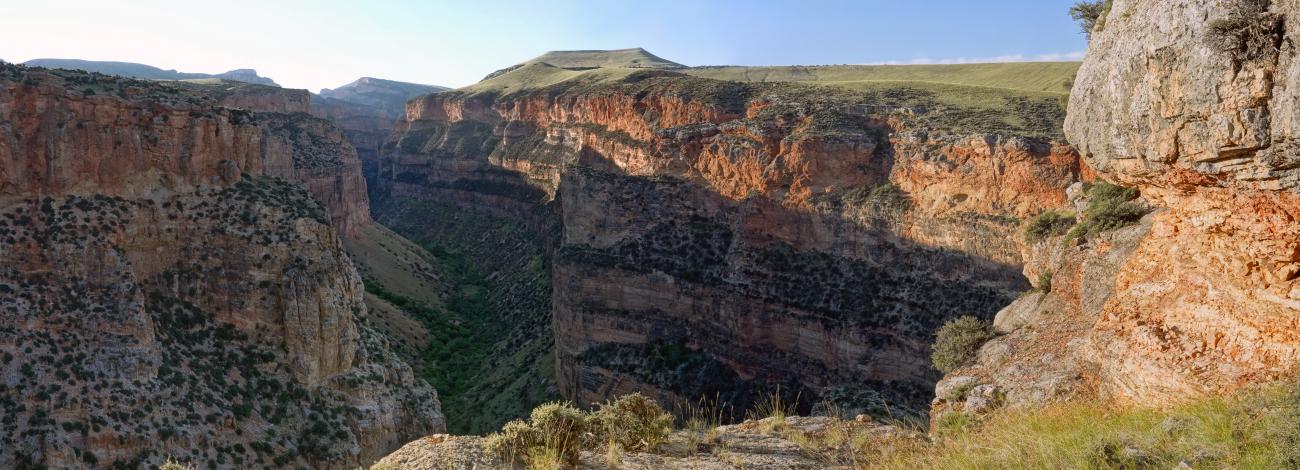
{"left": 6, "top": 0, "right": 1300, "bottom": 465}
{"left": 377, "top": 51, "right": 1084, "bottom": 422}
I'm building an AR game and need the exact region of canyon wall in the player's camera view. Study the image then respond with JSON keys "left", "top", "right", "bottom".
{"left": 0, "top": 64, "right": 440, "bottom": 468}
{"left": 1064, "top": 0, "right": 1300, "bottom": 404}
{"left": 383, "top": 70, "right": 1083, "bottom": 414}
{"left": 933, "top": 0, "right": 1300, "bottom": 419}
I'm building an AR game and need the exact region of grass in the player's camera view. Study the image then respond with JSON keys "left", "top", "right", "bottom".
{"left": 453, "top": 53, "right": 1071, "bottom": 140}
{"left": 867, "top": 387, "right": 1294, "bottom": 469}
{"left": 528, "top": 48, "right": 684, "bottom": 69}
{"left": 686, "top": 62, "right": 1080, "bottom": 94}
{"left": 763, "top": 381, "right": 1300, "bottom": 469}
{"left": 465, "top": 383, "right": 1300, "bottom": 468}
{"left": 463, "top": 62, "right": 644, "bottom": 96}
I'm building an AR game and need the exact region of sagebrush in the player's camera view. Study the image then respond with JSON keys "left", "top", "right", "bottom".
{"left": 931, "top": 316, "right": 995, "bottom": 374}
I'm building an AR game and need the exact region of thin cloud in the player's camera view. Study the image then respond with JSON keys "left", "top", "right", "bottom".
{"left": 870, "top": 51, "right": 1085, "bottom": 65}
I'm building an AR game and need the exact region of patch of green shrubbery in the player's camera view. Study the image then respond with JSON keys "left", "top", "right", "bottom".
{"left": 1206, "top": 0, "right": 1283, "bottom": 65}
{"left": 1066, "top": 182, "right": 1145, "bottom": 242}
{"left": 931, "top": 316, "right": 995, "bottom": 374}
{"left": 1069, "top": 0, "right": 1113, "bottom": 39}
{"left": 485, "top": 393, "right": 673, "bottom": 467}
{"left": 1024, "top": 210, "right": 1075, "bottom": 242}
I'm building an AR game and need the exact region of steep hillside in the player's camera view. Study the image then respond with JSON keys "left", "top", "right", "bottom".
{"left": 377, "top": 52, "right": 1082, "bottom": 425}
{"left": 0, "top": 63, "right": 441, "bottom": 468}
{"left": 22, "top": 58, "right": 278, "bottom": 86}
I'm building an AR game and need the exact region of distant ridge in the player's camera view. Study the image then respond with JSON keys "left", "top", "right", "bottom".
{"left": 316, "top": 77, "right": 449, "bottom": 118}
{"left": 22, "top": 58, "right": 279, "bottom": 86}
{"left": 483, "top": 48, "right": 683, "bottom": 80}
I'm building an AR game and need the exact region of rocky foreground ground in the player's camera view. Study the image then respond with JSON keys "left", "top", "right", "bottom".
{"left": 373, "top": 416, "right": 913, "bottom": 469}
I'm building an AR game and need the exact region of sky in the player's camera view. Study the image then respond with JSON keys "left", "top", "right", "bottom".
{"left": 0, "top": 0, "right": 1089, "bottom": 92}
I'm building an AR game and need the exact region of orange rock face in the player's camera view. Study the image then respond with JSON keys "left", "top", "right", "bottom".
{"left": 0, "top": 73, "right": 263, "bottom": 198}
{"left": 1062, "top": 0, "right": 1300, "bottom": 404}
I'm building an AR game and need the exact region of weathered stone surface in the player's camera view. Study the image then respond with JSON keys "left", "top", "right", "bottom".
{"left": 1063, "top": 0, "right": 1300, "bottom": 405}
{"left": 312, "top": 77, "right": 447, "bottom": 202}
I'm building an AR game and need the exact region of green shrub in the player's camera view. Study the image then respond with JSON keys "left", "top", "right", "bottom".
{"left": 590, "top": 392, "right": 674, "bottom": 452}
{"left": 932, "top": 316, "right": 995, "bottom": 374}
{"left": 1069, "top": 0, "right": 1112, "bottom": 39}
{"left": 1036, "top": 271, "right": 1053, "bottom": 294}
{"left": 485, "top": 402, "right": 590, "bottom": 465}
{"left": 159, "top": 459, "right": 195, "bottom": 470}
{"left": 1206, "top": 0, "right": 1283, "bottom": 65}
{"left": 1067, "top": 182, "right": 1145, "bottom": 242}
{"left": 1024, "top": 210, "right": 1075, "bottom": 242}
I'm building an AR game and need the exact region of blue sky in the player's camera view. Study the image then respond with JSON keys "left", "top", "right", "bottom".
{"left": 1, "top": 0, "right": 1088, "bottom": 91}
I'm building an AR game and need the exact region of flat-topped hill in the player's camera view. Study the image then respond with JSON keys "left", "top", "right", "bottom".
{"left": 529, "top": 47, "right": 685, "bottom": 69}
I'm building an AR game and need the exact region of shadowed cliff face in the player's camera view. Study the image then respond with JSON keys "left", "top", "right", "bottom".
{"left": 0, "top": 63, "right": 441, "bottom": 468}
{"left": 379, "top": 70, "right": 1082, "bottom": 416}
{"left": 1062, "top": 0, "right": 1300, "bottom": 405}
{"left": 311, "top": 78, "right": 448, "bottom": 208}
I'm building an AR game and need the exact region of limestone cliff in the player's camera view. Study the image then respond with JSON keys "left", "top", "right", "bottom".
{"left": 0, "top": 63, "right": 441, "bottom": 468}
{"left": 1063, "top": 0, "right": 1300, "bottom": 405}
{"left": 381, "top": 62, "right": 1082, "bottom": 415}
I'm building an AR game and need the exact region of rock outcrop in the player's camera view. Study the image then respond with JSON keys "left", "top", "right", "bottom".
{"left": 373, "top": 415, "right": 901, "bottom": 469}
{"left": 380, "top": 60, "right": 1083, "bottom": 415}
{"left": 1062, "top": 0, "right": 1300, "bottom": 404}
{"left": 0, "top": 63, "right": 441, "bottom": 468}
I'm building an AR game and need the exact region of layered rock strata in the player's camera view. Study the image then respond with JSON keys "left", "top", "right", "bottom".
{"left": 0, "top": 63, "right": 441, "bottom": 468}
